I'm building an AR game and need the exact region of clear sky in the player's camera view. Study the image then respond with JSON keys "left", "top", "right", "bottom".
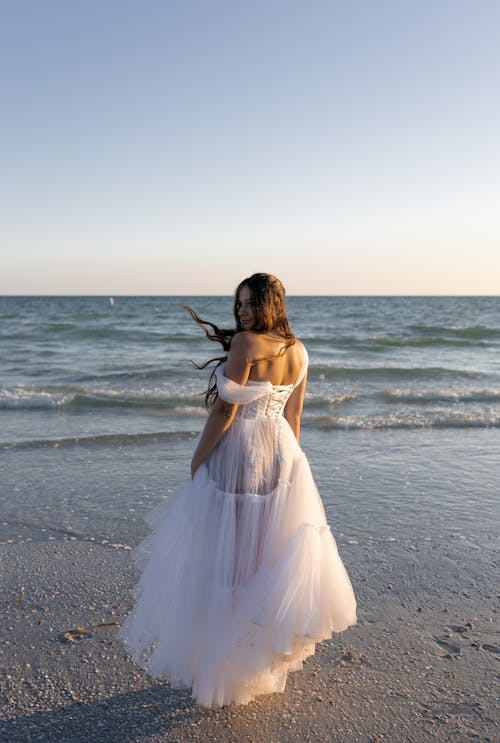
{"left": 1, "top": 0, "right": 499, "bottom": 295}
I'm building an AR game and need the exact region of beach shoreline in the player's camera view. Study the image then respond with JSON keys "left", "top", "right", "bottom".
{"left": 1, "top": 536, "right": 496, "bottom": 742}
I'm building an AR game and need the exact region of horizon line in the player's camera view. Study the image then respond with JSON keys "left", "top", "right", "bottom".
{"left": 1, "top": 293, "right": 499, "bottom": 299}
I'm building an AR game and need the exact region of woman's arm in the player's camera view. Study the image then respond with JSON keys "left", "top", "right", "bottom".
{"left": 283, "top": 374, "right": 307, "bottom": 441}
{"left": 190, "top": 396, "right": 238, "bottom": 477}
{"left": 191, "top": 332, "right": 253, "bottom": 477}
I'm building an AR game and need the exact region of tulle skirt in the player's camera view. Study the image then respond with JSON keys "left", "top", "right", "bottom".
{"left": 118, "top": 419, "right": 357, "bottom": 707}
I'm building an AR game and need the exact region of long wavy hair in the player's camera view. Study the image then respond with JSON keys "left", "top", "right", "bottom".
{"left": 183, "top": 273, "right": 295, "bottom": 408}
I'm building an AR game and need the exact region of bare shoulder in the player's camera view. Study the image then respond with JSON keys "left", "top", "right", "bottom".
{"left": 293, "top": 338, "right": 306, "bottom": 355}
{"left": 228, "top": 331, "right": 260, "bottom": 361}
{"left": 289, "top": 338, "right": 307, "bottom": 363}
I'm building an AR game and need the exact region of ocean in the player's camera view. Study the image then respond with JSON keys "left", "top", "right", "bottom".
{"left": 1, "top": 295, "right": 499, "bottom": 555}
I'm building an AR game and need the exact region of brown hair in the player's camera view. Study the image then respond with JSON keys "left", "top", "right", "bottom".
{"left": 183, "top": 273, "right": 295, "bottom": 408}
{"left": 233, "top": 273, "right": 294, "bottom": 338}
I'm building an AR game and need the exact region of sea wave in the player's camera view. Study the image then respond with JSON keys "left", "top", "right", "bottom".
{"left": 0, "top": 387, "right": 75, "bottom": 409}
{"left": 2, "top": 414, "right": 498, "bottom": 447}
{"left": 3, "top": 381, "right": 499, "bottom": 414}
{"left": 408, "top": 324, "right": 500, "bottom": 340}
{"left": 308, "top": 365, "right": 483, "bottom": 380}
{"left": 381, "top": 388, "right": 500, "bottom": 405}
{"left": 303, "top": 412, "right": 500, "bottom": 430}
{"left": 302, "top": 334, "right": 493, "bottom": 350}
{"left": 0, "top": 430, "right": 197, "bottom": 451}
{"left": 77, "top": 365, "right": 196, "bottom": 383}
{"left": 366, "top": 335, "right": 491, "bottom": 349}
{"left": 0, "top": 322, "right": 202, "bottom": 344}
{"left": 305, "top": 392, "right": 359, "bottom": 408}
{"left": 0, "top": 386, "right": 206, "bottom": 412}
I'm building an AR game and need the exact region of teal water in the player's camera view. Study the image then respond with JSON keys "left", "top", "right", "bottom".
{"left": 1, "top": 296, "right": 499, "bottom": 547}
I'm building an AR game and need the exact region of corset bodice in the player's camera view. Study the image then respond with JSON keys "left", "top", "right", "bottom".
{"left": 214, "top": 345, "right": 309, "bottom": 416}
{"left": 235, "top": 384, "right": 293, "bottom": 420}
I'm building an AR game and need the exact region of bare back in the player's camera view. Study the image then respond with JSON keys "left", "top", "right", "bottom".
{"left": 245, "top": 333, "right": 305, "bottom": 386}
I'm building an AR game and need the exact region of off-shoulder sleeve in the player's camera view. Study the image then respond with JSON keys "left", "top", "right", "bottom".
{"left": 215, "top": 364, "right": 271, "bottom": 405}
{"left": 292, "top": 345, "right": 309, "bottom": 389}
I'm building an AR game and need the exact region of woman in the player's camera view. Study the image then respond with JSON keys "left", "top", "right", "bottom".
{"left": 119, "top": 273, "right": 356, "bottom": 707}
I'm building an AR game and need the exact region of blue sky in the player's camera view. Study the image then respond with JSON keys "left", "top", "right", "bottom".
{"left": 1, "top": 0, "right": 499, "bottom": 294}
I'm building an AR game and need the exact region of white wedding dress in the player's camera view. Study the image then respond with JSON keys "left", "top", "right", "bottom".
{"left": 119, "top": 345, "right": 357, "bottom": 707}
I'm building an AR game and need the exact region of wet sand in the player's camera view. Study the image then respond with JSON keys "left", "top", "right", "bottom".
{"left": 1, "top": 535, "right": 497, "bottom": 742}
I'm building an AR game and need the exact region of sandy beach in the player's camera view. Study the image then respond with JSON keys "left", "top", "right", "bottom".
{"left": 1, "top": 532, "right": 497, "bottom": 743}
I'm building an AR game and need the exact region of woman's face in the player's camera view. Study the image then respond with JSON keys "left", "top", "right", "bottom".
{"left": 236, "top": 285, "right": 255, "bottom": 330}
